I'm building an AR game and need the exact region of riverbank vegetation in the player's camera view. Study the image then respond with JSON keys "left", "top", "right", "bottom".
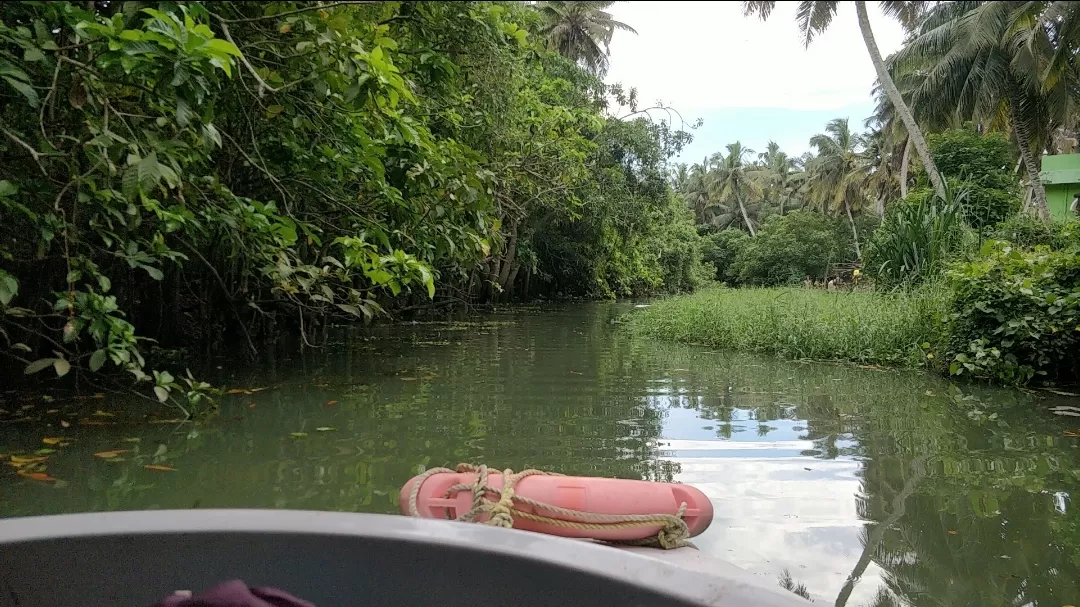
{"left": 629, "top": 286, "right": 950, "bottom": 367}
{"left": 4, "top": 1, "right": 1080, "bottom": 409}
{"left": 0, "top": 1, "right": 708, "bottom": 409}
{"left": 637, "top": 1, "right": 1080, "bottom": 387}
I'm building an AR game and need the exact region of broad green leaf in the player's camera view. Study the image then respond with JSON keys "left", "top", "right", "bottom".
{"left": 89, "top": 349, "right": 107, "bottom": 372}
{"left": 142, "top": 265, "right": 164, "bottom": 281}
{"left": 205, "top": 38, "right": 242, "bottom": 57}
{"left": 3, "top": 75, "right": 39, "bottom": 107}
{"left": 0, "top": 270, "right": 17, "bottom": 305}
{"left": 153, "top": 386, "right": 169, "bottom": 403}
{"left": 53, "top": 358, "right": 70, "bottom": 377}
{"left": 23, "top": 48, "right": 45, "bottom": 62}
{"left": 24, "top": 358, "right": 55, "bottom": 375}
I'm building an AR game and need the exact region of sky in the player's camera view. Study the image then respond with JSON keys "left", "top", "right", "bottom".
{"left": 604, "top": 2, "right": 906, "bottom": 164}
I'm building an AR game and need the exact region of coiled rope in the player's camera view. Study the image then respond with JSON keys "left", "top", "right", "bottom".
{"left": 405, "top": 463, "right": 694, "bottom": 550}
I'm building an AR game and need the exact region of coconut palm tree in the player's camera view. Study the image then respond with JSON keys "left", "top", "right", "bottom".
{"left": 893, "top": 1, "right": 1077, "bottom": 220}
{"left": 755, "top": 141, "right": 806, "bottom": 216}
{"left": 684, "top": 158, "right": 712, "bottom": 224}
{"left": 742, "top": 1, "right": 948, "bottom": 202}
{"left": 807, "top": 118, "right": 870, "bottom": 257}
{"left": 707, "top": 142, "right": 763, "bottom": 236}
{"left": 535, "top": 1, "right": 638, "bottom": 76}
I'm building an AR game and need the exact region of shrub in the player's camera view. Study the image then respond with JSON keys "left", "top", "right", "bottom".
{"left": 921, "top": 127, "right": 1022, "bottom": 229}
{"left": 946, "top": 241, "right": 1080, "bottom": 385}
{"left": 701, "top": 229, "right": 750, "bottom": 282}
{"left": 991, "top": 214, "right": 1080, "bottom": 250}
{"left": 729, "top": 211, "right": 855, "bottom": 286}
{"left": 865, "top": 186, "right": 969, "bottom": 289}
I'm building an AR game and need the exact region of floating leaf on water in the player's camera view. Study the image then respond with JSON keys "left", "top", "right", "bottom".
{"left": 41, "top": 437, "right": 67, "bottom": 445}
{"left": 17, "top": 470, "right": 56, "bottom": 482}
{"left": 315, "top": 427, "right": 336, "bottom": 432}
{"left": 59, "top": 420, "right": 70, "bottom": 428}
{"left": 153, "top": 444, "right": 168, "bottom": 457}
{"left": 1051, "top": 408, "right": 1080, "bottom": 417}
{"left": 45, "top": 409, "right": 59, "bottom": 414}
{"left": 147, "top": 418, "right": 184, "bottom": 424}
{"left": 35, "top": 448, "right": 56, "bottom": 455}
{"left": 92, "top": 410, "right": 115, "bottom": 417}
{"left": 93, "top": 449, "right": 129, "bottom": 459}
{"left": 144, "top": 465, "right": 176, "bottom": 472}
{"left": 399, "top": 377, "right": 417, "bottom": 381}
{"left": 225, "top": 388, "right": 251, "bottom": 395}
{"left": 326, "top": 400, "right": 339, "bottom": 405}
{"left": 947, "top": 530, "right": 958, "bottom": 535}
{"left": 289, "top": 432, "right": 308, "bottom": 438}
{"left": 9, "top": 455, "right": 48, "bottom": 465}
{"left": 247, "top": 402, "right": 256, "bottom": 408}
{"left": 79, "top": 419, "right": 116, "bottom": 426}
{"left": 313, "top": 383, "right": 330, "bottom": 388}
{"left": 122, "top": 437, "right": 142, "bottom": 443}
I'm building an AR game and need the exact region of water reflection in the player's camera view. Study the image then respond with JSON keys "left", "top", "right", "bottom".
{"left": 1, "top": 302, "right": 1079, "bottom": 605}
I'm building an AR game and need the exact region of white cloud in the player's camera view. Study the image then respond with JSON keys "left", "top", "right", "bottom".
{"left": 604, "top": 2, "right": 906, "bottom": 113}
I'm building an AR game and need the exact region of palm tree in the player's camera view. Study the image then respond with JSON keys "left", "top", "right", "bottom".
{"left": 684, "top": 158, "right": 712, "bottom": 224}
{"left": 807, "top": 118, "right": 870, "bottom": 257}
{"left": 535, "top": 1, "right": 638, "bottom": 76}
{"left": 894, "top": 1, "right": 1080, "bottom": 220}
{"left": 755, "top": 141, "right": 806, "bottom": 216}
{"left": 707, "top": 142, "right": 762, "bottom": 236}
{"left": 742, "top": 1, "right": 948, "bottom": 202}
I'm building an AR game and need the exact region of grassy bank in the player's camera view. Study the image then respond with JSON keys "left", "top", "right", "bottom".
{"left": 627, "top": 286, "right": 951, "bottom": 367}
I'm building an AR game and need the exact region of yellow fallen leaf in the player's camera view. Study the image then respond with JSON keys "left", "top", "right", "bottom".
{"left": 42, "top": 437, "right": 64, "bottom": 445}
{"left": 326, "top": 400, "right": 339, "bottom": 405}
{"left": 947, "top": 530, "right": 958, "bottom": 535}
{"left": 17, "top": 470, "right": 56, "bottom": 482}
{"left": 226, "top": 388, "right": 251, "bottom": 395}
{"left": 144, "top": 465, "right": 176, "bottom": 472}
{"left": 93, "top": 449, "right": 130, "bottom": 459}
{"left": 92, "top": 410, "right": 115, "bottom": 417}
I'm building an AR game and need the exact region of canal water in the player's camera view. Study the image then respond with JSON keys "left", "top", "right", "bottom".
{"left": 2, "top": 302, "right": 1079, "bottom": 605}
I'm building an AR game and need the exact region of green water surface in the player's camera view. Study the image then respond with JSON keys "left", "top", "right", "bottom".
{"left": 2, "top": 303, "right": 1079, "bottom": 606}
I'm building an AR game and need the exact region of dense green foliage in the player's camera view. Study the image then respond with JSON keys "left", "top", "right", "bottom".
{"left": 0, "top": 1, "right": 700, "bottom": 404}
{"left": 864, "top": 186, "right": 969, "bottom": 289}
{"left": 925, "top": 129, "right": 1020, "bottom": 229}
{"left": 946, "top": 241, "right": 1080, "bottom": 385}
{"left": 991, "top": 214, "right": 1079, "bottom": 250}
{"left": 728, "top": 211, "right": 866, "bottom": 286}
{"left": 628, "top": 286, "right": 950, "bottom": 367}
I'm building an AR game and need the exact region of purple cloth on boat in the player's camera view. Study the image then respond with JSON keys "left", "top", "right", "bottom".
{"left": 154, "top": 580, "right": 314, "bottom": 607}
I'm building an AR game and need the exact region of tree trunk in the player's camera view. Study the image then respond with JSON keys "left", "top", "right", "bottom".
{"left": 737, "top": 195, "right": 756, "bottom": 237}
{"left": 845, "top": 199, "right": 862, "bottom": 259}
{"left": 855, "top": 1, "right": 945, "bottom": 201}
{"left": 497, "top": 224, "right": 518, "bottom": 289}
{"left": 899, "top": 136, "right": 912, "bottom": 199}
{"left": 1007, "top": 87, "right": 1051, "bottom": 220}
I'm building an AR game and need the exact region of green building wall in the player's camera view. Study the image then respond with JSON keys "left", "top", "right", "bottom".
{"left": 1040, "top": 153, "right": 1080, "bottom": 221}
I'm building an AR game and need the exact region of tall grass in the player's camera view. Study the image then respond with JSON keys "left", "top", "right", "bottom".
{"left": 627, "top": 286, "right": 951, "bottom": 367}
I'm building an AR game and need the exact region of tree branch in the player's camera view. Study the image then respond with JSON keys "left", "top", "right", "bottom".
{"left": 214, "top": 2, "right": 383, "bottom": 24}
